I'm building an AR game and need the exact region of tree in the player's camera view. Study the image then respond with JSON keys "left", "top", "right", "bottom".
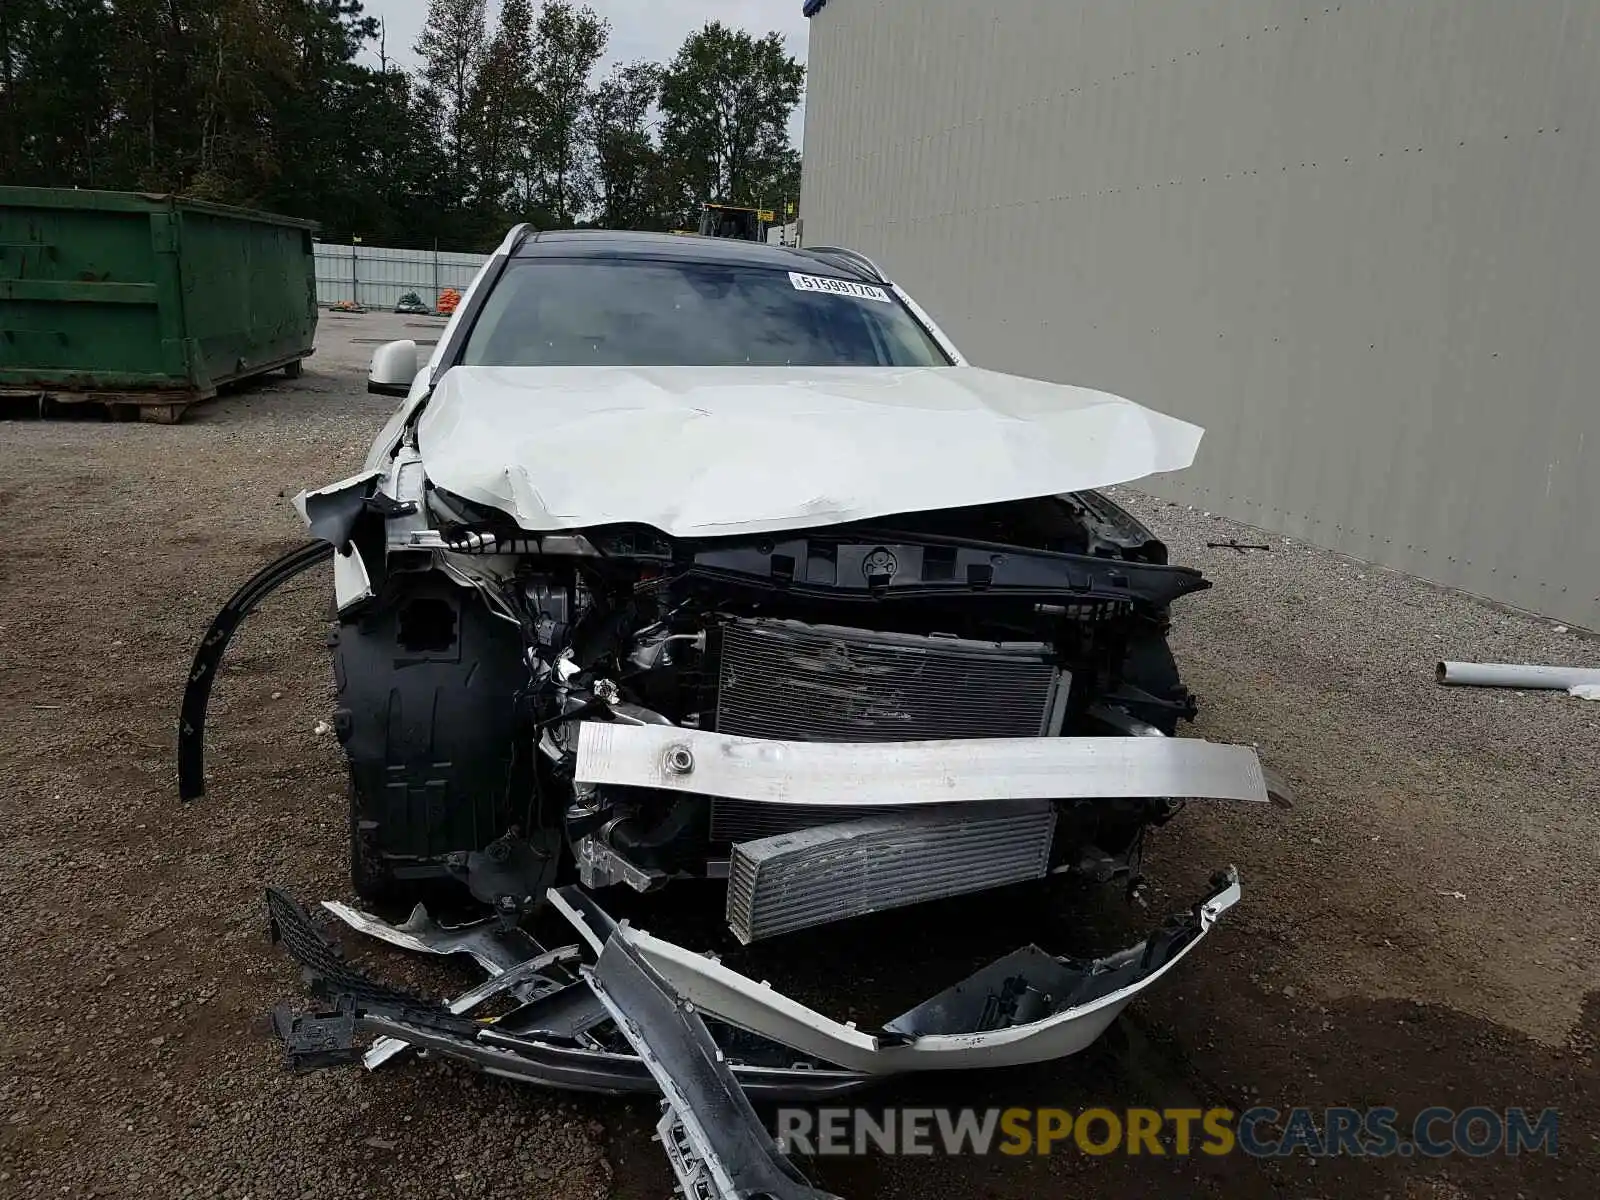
{"left": 0, "top": 0, "right": 114, "bottom": 186}
{"left": 527, "top": 0, "right": 607, "bottom": 226}
{"left": 260, "top": 1, "right": 384, "bottom": 217}
{"left": 749, "top": 146, "right": 802, "bottom": 218}
{"left": 414, "top": 0, "right": 487, "bottom": 181}
{"left": 658, "top": 22, "right": 804, "bottom": 210}
{"left": 585, "top": 60, "right": 661, "bottom": 229}
{"left": 0, "top": 4, "right": 803, "bottom": 245}
{"left": 466, "top": 0, "right": 534, "bottom": 214}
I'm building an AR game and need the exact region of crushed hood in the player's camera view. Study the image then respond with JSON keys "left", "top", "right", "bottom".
{"left": 415, "top": 365, "right": 1204, "bottom": 539}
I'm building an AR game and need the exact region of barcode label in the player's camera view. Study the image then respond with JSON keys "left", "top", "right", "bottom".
{"left": 788, "top": 272, "right": 892, "bottom": 303}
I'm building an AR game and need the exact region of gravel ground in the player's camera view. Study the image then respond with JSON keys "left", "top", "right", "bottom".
{"left": 1, "top": 313, "right": 1595, "bottom": 1199}
{"left": 1106, "top": 486, "right": 1600, "bottom": 1045}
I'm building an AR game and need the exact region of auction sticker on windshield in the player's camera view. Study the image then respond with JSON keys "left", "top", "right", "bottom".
{"left": 789, "top": 272, "right": 892, "bottom": 303}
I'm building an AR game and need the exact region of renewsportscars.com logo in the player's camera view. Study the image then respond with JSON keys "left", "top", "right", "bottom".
{"left": 774, "top": 1106, "right": 1561, "bottom": 1159}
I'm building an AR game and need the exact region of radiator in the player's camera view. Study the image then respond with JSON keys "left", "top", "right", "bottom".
{"left": 713, "top": 619, "right": 1065, "bottom": 744}
{"left": 725, "top": 802, "right": 1058, "bottom": 944}
{"left": 710, "top": 618, "right": 1067, "bottom": 842}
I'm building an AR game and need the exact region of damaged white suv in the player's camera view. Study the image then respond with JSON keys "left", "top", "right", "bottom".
{"left": 180, "top": 227, "right": 1266, "bottom": 1109}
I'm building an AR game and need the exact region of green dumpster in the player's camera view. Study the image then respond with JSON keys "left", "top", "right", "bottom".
{"left": 0, "top": 186, "right": 318, "bottom": 422}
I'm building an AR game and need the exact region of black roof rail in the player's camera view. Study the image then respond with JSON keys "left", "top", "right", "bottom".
{"left": 798, "top": 245, "right": 890, "bottom": 283}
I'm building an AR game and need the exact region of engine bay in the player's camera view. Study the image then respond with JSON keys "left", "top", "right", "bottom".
{"left": 301, "top": 460, "right": 1223, "bottom": 927}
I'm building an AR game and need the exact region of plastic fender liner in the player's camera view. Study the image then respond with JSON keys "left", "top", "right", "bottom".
{"left": 177, "top": 540, "right": 334, "bottom": 800}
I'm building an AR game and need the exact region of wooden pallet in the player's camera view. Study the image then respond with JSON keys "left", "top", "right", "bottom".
{"left": 0, "top": 359, "right": 304, "bottom": 424}
{"left": 0, "top": 387, "right": 204, "bottom": 424}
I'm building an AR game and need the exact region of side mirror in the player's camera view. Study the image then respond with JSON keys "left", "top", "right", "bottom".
{"left": 368, "top": 340, "right": 421, "bottom": 397}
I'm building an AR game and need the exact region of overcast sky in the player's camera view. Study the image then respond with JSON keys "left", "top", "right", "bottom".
{"left": 360, "top": 0, "right": 813, "bottom": 143}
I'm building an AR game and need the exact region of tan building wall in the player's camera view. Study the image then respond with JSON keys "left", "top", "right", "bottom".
{"left": 800, "top": 0, "right": 1600, "bottom": 626}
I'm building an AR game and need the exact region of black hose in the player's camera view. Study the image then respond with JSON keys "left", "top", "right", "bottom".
{"left": 177, "top": 540, "right": 335, "bottom": 801}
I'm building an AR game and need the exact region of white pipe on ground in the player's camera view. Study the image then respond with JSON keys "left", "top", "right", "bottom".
{"left": 1436, "top": 661, "right": 1600, "bottom": 689}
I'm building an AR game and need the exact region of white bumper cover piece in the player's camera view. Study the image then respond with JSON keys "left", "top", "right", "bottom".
{"left": 574, "top": 723, "right": 1271, "bottom": 806}
{"left": 550, "top": 869, "right": 1242, "bottom": 1075}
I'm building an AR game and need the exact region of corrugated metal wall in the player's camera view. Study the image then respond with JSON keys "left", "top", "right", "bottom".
{"left": 800, "top": 0, "right": 1600, "bottom": 627}
{"left": 312, "top": 242, "right": 489, "bottom": 310}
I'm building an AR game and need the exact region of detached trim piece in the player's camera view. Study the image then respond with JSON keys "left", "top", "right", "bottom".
{"left": 320, "top": 900, "right": 549, "bottom": 975}
{"left": 611, "top": 869, "right": 1242, "bottom": 1075}
{"left": 574, "top": 723, "right": 1270, "bottom": 807}
{"left": 269, "top": 866, "right": 1241, "bottom": 1198}
{"left": 365, "top": 947, "right": 580, "bottom": 1071}
{"left": 290, "top": 888, "right": 873, "bottom": 1100}
{"left": 177, "top": 541, "right": 333, "bottom": 800}
{"left": 588, "top": 936, "right": 843, "bottom": 1200}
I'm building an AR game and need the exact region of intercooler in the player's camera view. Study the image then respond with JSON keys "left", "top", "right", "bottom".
{"left": 725, "top": 802, "right": 1058, "bottom": 944}
{"left": 710, "top": 618, "right": 1068, "bottom": 842}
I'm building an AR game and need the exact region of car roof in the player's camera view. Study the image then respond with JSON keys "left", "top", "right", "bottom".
{"left": 511, "top": 228, "right": 887, "bottom": 284}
